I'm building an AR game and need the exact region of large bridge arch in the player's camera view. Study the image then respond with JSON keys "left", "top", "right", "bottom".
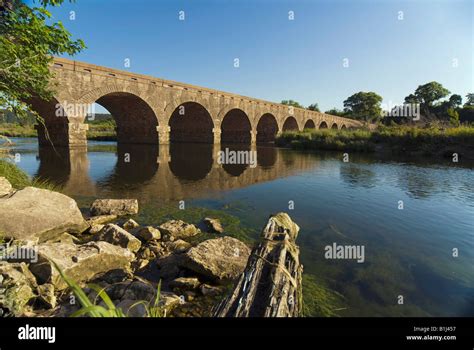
{"left": 221, "top": 108, "right": 252, "bottom": 143}
{"left": 256, "top": 113, "right": 279, "bottom": 143}
{"left": 319, "top": 121, "right": 328, "bottom": 129}
{"left": 303, "top": 119, "right": 316, "bottom": 130}
{"left": 168, "top": 101, "right": 214, "bottom": 143}
{"left": 331, "top": 122, "right": 338, "bottom": 129}
{"left": 282, "top": 116, "right": 299, "bottom": 132}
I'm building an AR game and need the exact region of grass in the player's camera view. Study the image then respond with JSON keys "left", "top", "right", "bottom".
{"left": 276, "top": 125, "right": 474, "bottom": 156}
{"left": 0, "top": 159, "right": 58, "bottom": 191}
{"left": 0, "top": 123, "right": 36, "bottom": 138}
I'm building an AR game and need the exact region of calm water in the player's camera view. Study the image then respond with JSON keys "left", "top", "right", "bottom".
{"left": 7, "top": 137, "right": 474, "bottom": 317}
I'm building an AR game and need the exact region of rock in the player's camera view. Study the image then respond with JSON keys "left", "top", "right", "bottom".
{"left": 200, "top": 284, "right": 224, "bottom": 297}
{"left": 46, "top": 232, "right": 79, "bottom": 244}
{"left": 89, "top": 224, "right": 104, "bottom": 235}
{"left": 122, "top": 219, "right": 139, "bottom": 230}
{"left": 37, "top": 283, "right": 56, "bottom": 309}
{"left": 95, "top": 224, "right": 141, "bottom": 253}
{"left": 0, "top": 187, "right": 88, "bottom": 242}
{"left": 184, "top": 291, "right": 196, "bottom": 302}
{"left": 0, "top": 262, "right": 37, "bottom": 316}
{"left": 159, "top": 220, "right": 199, "bottom": 239}
{"left": 155, "top": 254, "right": 184, "bottom": 281}
{"left": 105, "top": 280, "right": 157, "bottom": 301}
{"left": 136, "top": 226, "right": 161, "bottom": 241}
{"left": 202, "top": 217, "right": 224, "bottom": 234}
{"left": 86, "top": 215, "right": 117, "bottom": 226}
{"left": 29, "top": 241, "right": 134, "bottom": 290}
{"left": 160, "top": 292, "right": 184, "bottom": 310}
{"left": 116, "top": 299, "right": 147, "bottom": 317}
{"left": 0, "top": 177, "right": 12, "bottom": 197}
{"left": 169, "top": 277, "right": 201, "bottom": 292}
{"left": 90, "top": 199, "right": 138, "bottom": 216}
{"left": 163, "top": 239, "right": 191, "bottom": 254}
{"left": 181, "top": 237, "right": 251, "bottom": 283}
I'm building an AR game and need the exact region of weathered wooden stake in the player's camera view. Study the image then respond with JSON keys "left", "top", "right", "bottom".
{"left": 214, "top": 212, "right": 303, "bottom": 317}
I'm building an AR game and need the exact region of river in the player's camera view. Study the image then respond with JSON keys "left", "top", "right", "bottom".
{"left": 7, "top": 137, "right": 474, "bottom": 317}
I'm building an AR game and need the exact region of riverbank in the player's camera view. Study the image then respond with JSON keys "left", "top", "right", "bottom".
{"left": 0, "top": 122, "right": 116, "bottom": 141}
{"left": 276, "top": 125, "right": 474, "bottom": 159}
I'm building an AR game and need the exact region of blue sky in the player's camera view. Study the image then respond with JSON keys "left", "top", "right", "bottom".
{"left": 38, "top": 0, "right": 473, "bottom": 112}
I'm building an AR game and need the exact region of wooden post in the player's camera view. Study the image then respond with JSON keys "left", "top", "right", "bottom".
{"left": 214, "top": 212, "right": 303, "bottom": 317}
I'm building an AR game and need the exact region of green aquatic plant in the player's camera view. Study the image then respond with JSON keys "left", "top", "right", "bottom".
{"left": 302, "top": 274, "right": 346, "bottom": 317}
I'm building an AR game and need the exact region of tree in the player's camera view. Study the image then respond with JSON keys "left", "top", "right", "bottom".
{"left": 343, "top": 91, "right": 383, "bottom": 122}
{"left": 464, "top": 93, "right": 474, "bottom": 107}
{"left": 448, "top": 94, "right": 462, "bottom": 109}
{"left": 307, "top": 103, "right": 320, "bottom": 112}
{"left": 0, "top": 0, "right": 85, "bottom": 120}
{"left": 281, "top": 100, "right": 303, "bottom": 108}
{"left": 325, "top": 108, "right": 345, "bottom": 116}
{"left": 410, "top": 81, "right": 450, "bottom": 107}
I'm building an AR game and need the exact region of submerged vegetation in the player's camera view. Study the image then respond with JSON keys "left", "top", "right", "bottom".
{"left": 277, "top": 125, "right": 474, "bottom": 158}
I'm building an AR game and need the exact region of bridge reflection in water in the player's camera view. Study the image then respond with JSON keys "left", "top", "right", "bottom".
{"left": 36, "top": 143, "right": 319, "bottom": 202}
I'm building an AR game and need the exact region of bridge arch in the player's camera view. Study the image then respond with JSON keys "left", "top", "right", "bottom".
{"left": 27, "top": 96, "right": 71, "bottom": 147}
{"left": 168, "top": 101, "right": 214, "bottom": 143}
{"left": 331, "top": 122, "right": 338, "bottom": 129}
{"left": 221, "top": 108, "right": 252, "bottom": 143}
{"left": 319, "top": 121, "right": 328, "bottom": 129}
{"left": 303, "top": 119, "right": 316, "bottom": 130}
{"left": 91, "top": 92, "right": 159, "bottom": 144}
{"left": 341, "top": 124, "right": 347, "bottom": 130}
{"left": 256, "top": 113, "right": 279, "bottom": 143}
{"left": 282, "top": 116, "right": 299, "bottom": 132}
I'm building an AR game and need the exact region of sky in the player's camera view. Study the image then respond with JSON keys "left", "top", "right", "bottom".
{"left": 35, "top": 0, "right": 473, "bottom": 112}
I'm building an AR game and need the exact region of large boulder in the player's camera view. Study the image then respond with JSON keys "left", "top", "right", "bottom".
{"left": 159, "top": 220, "right": 199, "bottom": 239}
{"left": 181, "top": 237, "right": 251, "bottom": 283}
{"left": 0, "top": 187, "right": 88, "bottom": 242}
{"left": 90, "top": 199, "right": 138, "bottom": 216}
{"left": 0, "top": 262, "right": 37, "bottom": 316}
{"left": 0, "top": 177, "right": 12, "bottom": 197}
{"left": 94, "top": 224, "right": 142, "bottom": 253}
{"left": 135, "top": 226, "right": 161, "bottom": 241}
{"left": 29, "top": 241, "right": 135, "bottom": 290}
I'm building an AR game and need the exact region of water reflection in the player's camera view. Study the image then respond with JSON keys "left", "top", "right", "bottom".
{"left": 32, "top": 142, "right": 316, "bottom": 202}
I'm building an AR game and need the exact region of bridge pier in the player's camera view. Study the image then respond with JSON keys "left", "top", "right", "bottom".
{"left": 213, "top": 128, "right": 222, "bottom": 144}
{"left": 157, "top": 125, "right": 170, "bottom": 145}
{"left": 36, "top": 122, "right": 88, "bottom": 148}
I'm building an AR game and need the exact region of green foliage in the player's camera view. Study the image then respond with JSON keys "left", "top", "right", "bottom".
{"left": 343, "top": 91, "right": 383, "bottom": 122}
{"left": 281, "top": 99, "right": 303, "bottom": 108}
{"left": 0, "top": 0, "right": 85, "bottom": 120}
{"left": 325, "top": 108, "right": 346, "bottom": 117}
{"left": 464, "top": 93, "right": 474, "bottom": 107}
{"left": 447, "top": 107, "right": 460, "bottom": 126}
{"left": 307, "top": 103, "right": 320, "bottom": 112}
{"left": 408, "top": 81, "right": 450, "bottom": 107}
{"left": 449, "top": 94, "right": 462, "bottom": 108}
{"left": 277, "top": 125, "right": 474, "bottom": 154}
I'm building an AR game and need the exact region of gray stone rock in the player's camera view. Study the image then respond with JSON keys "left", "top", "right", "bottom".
{"left": 159, "top": 220, "right": 199, "bottom": 239}
{"left": 163, "top": 239, "right": 191, "bottom": 254}
{"left": 122, "top": 219, "right": 139, "bottom": 230}
{"left": 90, "top": 199, "right": 138, "bottom": 216}
{"left": 95, "top": 224, "right": 141, "bottom": 253}
{"left": 86, "top": 215, "right": 118, "bottom": 226}
{"left": 202, "top": 217, "right": 224, "bottom": 234}
{"left": 200, "top": 284, "right": 224, "bottom": 297}
{"left": 0, "top": 187, "right": 88, "bottom": 242}
{"left": 89, "top": 224, "right": 104, "bottom": 235}
{"left": 29, "top": 241, "right": 134, "bottom": 290}
{"left": 169, "top": 277, "right": 201, "bottom": 292}
{"left": 136, "top": 226, "right": 161, "bottom": 241}
{"left": 0, "top": 177, "right": 12, "bottom": 197}
{"left": 181, "top": 237, "right": 251, "bottom": 283}
{"left": 37, "top": 283, "right": 56, "bottom": 309}
{"left": 0, "top": 262, "right": 37, "bottom": 316}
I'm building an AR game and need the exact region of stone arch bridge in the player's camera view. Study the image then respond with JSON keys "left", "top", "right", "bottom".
{"left": 32, "top": 57, "right": 362, "bottom": 147}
